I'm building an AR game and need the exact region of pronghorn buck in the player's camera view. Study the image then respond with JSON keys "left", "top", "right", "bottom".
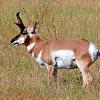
{"left": 11, "top": 12, "right": 100, "bottom": 87}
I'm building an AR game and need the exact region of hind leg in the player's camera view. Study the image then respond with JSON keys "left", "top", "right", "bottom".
{"left": 76, "top": 60, "right": 93, "bottom": 87}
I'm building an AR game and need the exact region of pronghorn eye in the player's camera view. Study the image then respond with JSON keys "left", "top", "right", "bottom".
{"left": 22, "top": 29, "right": 27, "bottom": 35}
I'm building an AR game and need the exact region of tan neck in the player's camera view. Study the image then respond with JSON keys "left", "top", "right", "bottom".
{"left": 31, "top": 34, "right": 43, "bottom": 43}
{"left": 24, "top": 34, "right": 43, "bottom": 46}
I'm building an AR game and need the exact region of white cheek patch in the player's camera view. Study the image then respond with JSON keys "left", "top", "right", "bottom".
{"left": 13, "top": 36, "right": 27, "bottom": 45}
{"left": 51, "top": 50, "right": 75, "bottom": 68}
{"left": 27, "top": 43, "right": 35, "bottom": 51}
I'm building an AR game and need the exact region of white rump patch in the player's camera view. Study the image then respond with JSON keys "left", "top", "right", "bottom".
{"left": 27, "top": 43, "right": 35, "bottom": 51}
{"left": 51, "top": 50, "right": 76, "bottom": 68}
{"left": 88, "top": 43, "right": 98, "bottom": 62}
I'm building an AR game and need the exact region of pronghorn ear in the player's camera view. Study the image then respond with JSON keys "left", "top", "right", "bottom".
{"left": 15, "top": 12, "right": 25, "bottom": 33}
{"left": 29, "top": 22, "right": 38, "bottom": 34}
{"left": 33, "top": 22, "right": 38, "bottom": 30}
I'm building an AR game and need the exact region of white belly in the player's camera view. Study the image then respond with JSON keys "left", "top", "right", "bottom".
{"left": 32, "top": 50, "right": 77, "bottom": 69}
{"left": 51, "top": 50, "right": 77, "bottom": 69}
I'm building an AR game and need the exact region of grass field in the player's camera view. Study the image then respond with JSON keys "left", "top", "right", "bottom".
{"left": 0, "top": 0, "right": 100, "bottom": 100}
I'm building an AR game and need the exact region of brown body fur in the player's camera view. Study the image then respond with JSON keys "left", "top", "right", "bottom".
{"left": 23, "top": 34, "right": 93, "bottom": 87}
{"left": 26, "top": 35, "right": 92, "bottom": 66}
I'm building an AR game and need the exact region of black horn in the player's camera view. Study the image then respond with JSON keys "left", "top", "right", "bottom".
{"left": 15, "top": 12, "right": 25, "bottom": 32}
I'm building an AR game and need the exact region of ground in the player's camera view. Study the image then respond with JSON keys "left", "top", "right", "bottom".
{"left": 0, "top": 0, "right": 100, "bottom": 100}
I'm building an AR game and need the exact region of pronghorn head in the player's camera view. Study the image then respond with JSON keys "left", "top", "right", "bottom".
{"left": 11, "top": 12, "right": 37, "bottom": 46}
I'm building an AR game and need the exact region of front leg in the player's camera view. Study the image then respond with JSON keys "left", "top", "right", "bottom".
{"left": 47, "top": 65, "right": 53, "bottom": 85}
{"left": 47, "top": 65, "right": 58, "bottom": 85}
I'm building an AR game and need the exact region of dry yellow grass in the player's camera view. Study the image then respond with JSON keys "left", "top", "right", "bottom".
{"left": 0, "top": 0, "right": 100, "bottom": 100}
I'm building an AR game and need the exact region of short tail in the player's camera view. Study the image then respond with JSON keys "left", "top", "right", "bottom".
{"left": 97, "top": 49, "right": 100, "bottom": 57}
